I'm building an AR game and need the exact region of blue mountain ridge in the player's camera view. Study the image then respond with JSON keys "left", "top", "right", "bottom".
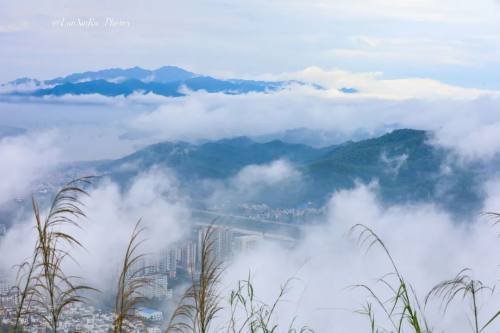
{"left": 64, "top": 129, "right": 492, "bottom": 219}
{"left": 2, "top": 66, "right": 322, "bottom": 98}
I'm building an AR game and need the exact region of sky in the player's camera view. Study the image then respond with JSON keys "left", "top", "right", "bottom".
{"left": 1, "top": 0, "right": 500, "bottom": 88}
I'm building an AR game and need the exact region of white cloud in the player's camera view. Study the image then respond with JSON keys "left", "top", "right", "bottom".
{"left": 260, "top": 67, "right": 500, "bottom": 99}
{"left": 0, "top": 132, "right": 59, "bottom": 205}
{"left": 0, "top": 167, "right": 190, "bottom": 290}
{"left": 234, "top": 160, "right": 300, "bottom": 188}
{"left": 204, "top": 160, "right": 302, "bottom": 210}
{"left": 307, "top": 0, "right": 500, "bottom": 23}
{"left": 73, "top": 168, "right": 189, "bottom": 289}
{"left": 220, "top": 183, "right": 500, "bottom": 332}
{"left": 127, "top": 83, "right": 500, "bottom": 160}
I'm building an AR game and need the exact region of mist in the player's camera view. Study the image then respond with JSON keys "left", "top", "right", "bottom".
{"left": 0, "top": 153, "right": 499, "bottom": 331}
{"left": 0, "top": 167, "right": 190, "bottom": 292}
{"left": 0, "top": 131, "right": 59, "bottom": 206}
{"left": 220, "top": 183, "right": 500, "bottom": 332}
{"left": 127, "top": 86, "right": 500, "bottom": 160}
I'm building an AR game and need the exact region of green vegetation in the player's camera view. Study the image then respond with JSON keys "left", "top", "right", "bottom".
{"left": 87, "top": 129, "right": 484, "bottom": 216}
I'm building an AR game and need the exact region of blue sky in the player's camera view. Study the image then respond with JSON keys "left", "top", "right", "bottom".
{"left": 1, "top": 0, "right": 500, "bottom": 88}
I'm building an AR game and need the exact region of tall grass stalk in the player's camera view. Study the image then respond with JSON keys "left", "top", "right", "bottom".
{"left": 13, "top": 177, "right": 96, "bottom": 333}
{"left": 426, "top": 269, "right": 499, "bottom": 333}
{"left": 12, "top": 249, "right": 38, "bottom": 332}
{"left": 166, "top": 226, "right": 223, "bottom": 333}
{"left": 227, "top": 274, "right": 313, "bottom": 333}
{"left": 351, "top": 224, "right": 431, "bottom": 333}
{"left": 113, "top": 219, "right": 152, "bottom": 333}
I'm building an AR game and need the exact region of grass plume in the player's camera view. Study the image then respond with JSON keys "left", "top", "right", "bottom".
{"left": 166, "top": 226, "right": 224, "bottom": 333}
{"left": 351, "top": 224, "right": 431, "bottom": 333}
{"left": 426, "top": 269, "right": 498, "bottom": 333}
{"left": 13, "top": 177, "right": 96, "bottom": 333}
{"left": 113, "top": 219, "right": 152, "bottom": 333}
{"left": 227, "top": 274, "right": 313, "bottom": 333}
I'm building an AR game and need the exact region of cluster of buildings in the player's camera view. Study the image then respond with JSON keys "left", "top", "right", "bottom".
{"left": 236, "top": 203, "right": 324, "bottom": 222}
{"left": 132, "top": 226, "right": 263, "bottom": 297}
{"left": 0, "top": 225, "right": 265, "bottom": 332}
{"left": 0, "top": 279, "right": 16, "bottom": 308}
{"left": 0, "top": 280, "right": 165, "bottom": 332}
{"left": 0, "top": 301, "right": 161, "bottom": 333}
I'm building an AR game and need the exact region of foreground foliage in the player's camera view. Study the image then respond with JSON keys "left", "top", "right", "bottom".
{"left": 13, "top": 178, "right": 96, "bottom": 333}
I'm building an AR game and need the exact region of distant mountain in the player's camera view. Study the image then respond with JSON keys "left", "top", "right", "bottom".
{"left": 103, "top": 137, "right": 326, "bottom": 180}
{"left": 300, "top": 129, "right": 483, "bottom": 210}
{"left": 68, "top": 129, "right": 492, "bottom": 217}
{"left": 338, "top": 87, "right": 359, "bottom": 94}
{"left": 45, "top": 66, "right": 197, "bottom": 85}
{"left": 250, "top": 125, "right": 400, "bottom": 147}
{"left": 8, "top": 77, "right": 42, "bottom": 86}
{"left": 1, "top": 66, "right": 307, "bottom": 98}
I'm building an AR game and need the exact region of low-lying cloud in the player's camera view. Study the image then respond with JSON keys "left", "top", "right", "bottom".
{"left": 1, "top": 162, "right": 500, "bottom": 331}
{"left": 0, "top": 167, "right": 189, "bottom": 291}
{"left": 4, "top": 67, "right": 500, "bottom": 162}
{"left": 204, "top": 160, "right": 302, "bottom": 210}
{"left": 129, "top": 85, "right": 500, "bottom": 160}
{"left": 233, "top": 160, "right": 300, "bottom": 188}
{"left": 221, "top": 183, "right": 500, "bottom": 332}
{"left": 0, "top": 131, "right": 59, "bottom": 206}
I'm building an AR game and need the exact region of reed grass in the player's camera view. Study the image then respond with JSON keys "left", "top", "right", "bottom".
{"left": 227, "top": 274, "right": 313, "bottom": 333}
{"left": 425, "top": 269, "right": 499, "bottom": 333}
{"left": 166, "top": 226, "right": 224, "bottom": 333}
{"left": 113, "top": 219, "right": 152, "bottom": 333}
{"left": 13, "top": 177, "right": 96, "bottom": 333}
{"left": 351, "top": 224, "right": 431, "bottom": 333}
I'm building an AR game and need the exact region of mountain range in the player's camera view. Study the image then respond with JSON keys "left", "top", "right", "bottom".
{"left": 1, "top": 66, "right": 326, "bottom": 98}
{"left": 65, "top": 129, "right": 491, "bottom": 219}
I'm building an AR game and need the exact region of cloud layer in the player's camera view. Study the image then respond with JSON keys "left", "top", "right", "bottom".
{"left": 128, "top": 83, "right": 500, "bottom": 160}
{"left": 1, "top": 163, "right": 500, "bottom": 332}
{"left": 0, "top": 168, "right": 189, "bottom": 291}
{"left": 221, "top": 183, "right": 500, "bottom": 332}
{"left": 0, "top": 131, "right": 59, "bottom": 206}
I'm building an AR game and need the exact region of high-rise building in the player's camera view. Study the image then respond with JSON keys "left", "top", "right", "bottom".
{"left": 0, "top": 279, "right": 16, "bottom": 308}
{"left": 132, "top": 248, "right": 177, "bottom": 276}
{"left": 157, "top": 248, "right": 177, "bottom": 273}
{"left": 136, "top": 274, "right": 170, "bottom": 299}
{"left": 179, "top": 241, "right": 196, "bottom": 273}
{"left": 197, "top": 227, "right": 233, "bottom": 267}
{"left": 131, "top": 256, "right": 156, "bottom": 276}
{"left": 0, "top": 279, "right": 11, "bottom": 295}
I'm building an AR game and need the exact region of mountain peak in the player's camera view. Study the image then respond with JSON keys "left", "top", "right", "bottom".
{"left": 379, "top": 128, "right": 426, "bottom": 141}
{"left": 212, "top": 136, "right": 255, "bottom": 147}
{"left": 152, "top": 66, "right": 197, "bottom": 82}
